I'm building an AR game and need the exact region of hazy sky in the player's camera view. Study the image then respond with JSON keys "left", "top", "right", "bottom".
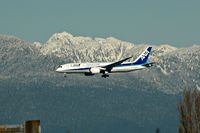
{"left": 0, "top": 0, "right": 200, "bottom": 47}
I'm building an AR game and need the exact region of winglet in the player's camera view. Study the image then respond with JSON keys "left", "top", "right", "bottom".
{"left": 133, "top": 47, "right": 152, "bottom": 65}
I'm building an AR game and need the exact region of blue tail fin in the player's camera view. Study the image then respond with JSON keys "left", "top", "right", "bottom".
{"left": 133, "top": 47, "right": 152, "bottom": 65}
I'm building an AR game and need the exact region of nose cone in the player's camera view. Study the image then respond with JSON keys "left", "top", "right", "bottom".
{"left": 56, "top": 68, "right": 62, "bottom": 72}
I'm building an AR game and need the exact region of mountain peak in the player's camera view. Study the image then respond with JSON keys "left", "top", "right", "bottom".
{"left": 51, "top": 31, "right": 73, "bottom": 39}
{"left": 154, "top": 44, "right": 177, "bottom": 55}
{"left": 0, "top": 35, "right": 30, "bottom": 46}
{"left": 47, "top": 32, "right": 74, "bottom": 44}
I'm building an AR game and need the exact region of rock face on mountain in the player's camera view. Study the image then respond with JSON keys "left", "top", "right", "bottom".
{"left": 0, "top": 32, "right": 199, "bottom": 133}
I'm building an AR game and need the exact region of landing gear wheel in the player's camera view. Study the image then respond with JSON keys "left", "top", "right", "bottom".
{"left": 102, "top": 74, "right": 109, "bottom": 78}
{"left": 64, "top": 73, "right": 67, "bottom": 77}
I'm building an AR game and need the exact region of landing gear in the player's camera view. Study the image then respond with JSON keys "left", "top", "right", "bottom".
{"left": 64, "top": 73, "right": 67, "bottom": 77}
{"left": 101, "top": 74, "right": 109, "bottom": 78}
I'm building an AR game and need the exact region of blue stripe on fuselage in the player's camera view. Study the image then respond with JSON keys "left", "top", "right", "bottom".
{"left": 69, "top": 67, "right": 91, "bottom": 71}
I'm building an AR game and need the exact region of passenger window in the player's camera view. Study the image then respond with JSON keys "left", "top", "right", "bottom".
{"left": 72, "top": 64, "right": 80, "bottom": 67}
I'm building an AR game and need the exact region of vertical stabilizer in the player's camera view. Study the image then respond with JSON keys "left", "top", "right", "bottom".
{"left": 133, "top": 47, "right": 152, "bottom": 65}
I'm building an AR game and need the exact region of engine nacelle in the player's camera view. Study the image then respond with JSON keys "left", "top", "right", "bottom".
{"left": 90, "top": 67, "right": 101, "bottom": 74}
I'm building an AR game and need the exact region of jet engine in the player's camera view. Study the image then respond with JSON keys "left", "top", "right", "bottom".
{"left": 90, "top": 67, "right": 101, "bottom": 74}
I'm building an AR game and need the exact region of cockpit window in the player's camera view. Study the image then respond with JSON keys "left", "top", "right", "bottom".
{"left": 58, "top": 65, "right": 62, "bottom": 68}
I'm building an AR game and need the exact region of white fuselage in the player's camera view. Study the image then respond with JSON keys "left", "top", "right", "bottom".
{"left": 56, "top": 62, "right": 146, "bottom": 74}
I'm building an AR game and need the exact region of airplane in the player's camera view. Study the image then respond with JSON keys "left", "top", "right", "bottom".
{"left": 56, "top": 47, "right": 154, "bottom": 78}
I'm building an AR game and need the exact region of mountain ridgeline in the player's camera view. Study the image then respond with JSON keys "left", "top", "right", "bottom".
{"left": 0, "top": 32, "right": 199, "bottom": 133}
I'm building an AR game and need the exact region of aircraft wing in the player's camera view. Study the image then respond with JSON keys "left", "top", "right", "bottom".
{"left": 102, "top": 56, "right": 132, "bottom": 71}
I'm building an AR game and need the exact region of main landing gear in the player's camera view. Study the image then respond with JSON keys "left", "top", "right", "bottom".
{"left": 101, "top": 74, "right": 109, "bottom": 78}
{"left": 64, "top": 73, "right": 67, "bottom": 77}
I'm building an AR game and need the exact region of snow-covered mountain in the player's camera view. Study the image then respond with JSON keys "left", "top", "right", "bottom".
{"left": 0, "top": 32, "right": 199, "bottom": 133}
{"left": 39, "top": 32, "right": 177, "bottom": 63}
{"left": 35, "top": 32, "right": 199, "bottom": 94}
{"left": 0, "top": 32, "right": 199, "bottom": 94}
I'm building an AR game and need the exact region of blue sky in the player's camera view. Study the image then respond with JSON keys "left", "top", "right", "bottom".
{"left": 0, "top": 0, "right": 200, "bottom": 47}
